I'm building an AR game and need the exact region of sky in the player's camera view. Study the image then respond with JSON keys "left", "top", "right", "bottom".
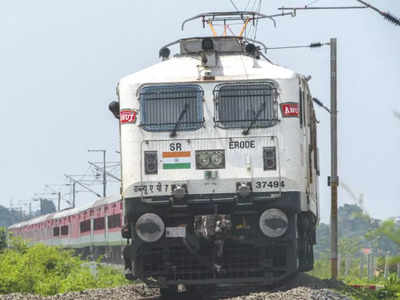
{"left": 0, "top": 0, "right": 399, "bottom": 223}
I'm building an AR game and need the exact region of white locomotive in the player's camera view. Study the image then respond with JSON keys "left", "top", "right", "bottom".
{"left": 109, "top": 11, "right": 320, "bottom": 295}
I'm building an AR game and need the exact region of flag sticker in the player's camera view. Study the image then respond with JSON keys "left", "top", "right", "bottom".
{"left": 162, "top": 151, "right": 191, "bottom": 169}
{"left": 280, "top": 102, "right": 299, "bottom": 118}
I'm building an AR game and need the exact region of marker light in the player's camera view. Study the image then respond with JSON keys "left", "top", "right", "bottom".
{"left": 144, "top": 151, "right": 158, "bottom": 175}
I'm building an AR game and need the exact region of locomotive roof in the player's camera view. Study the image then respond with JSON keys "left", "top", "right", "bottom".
{"left": 119, "top": 37, "right": 297, "bottom": 88}
{"left": 8, "top": 194, "right": 121, "bottom": 229}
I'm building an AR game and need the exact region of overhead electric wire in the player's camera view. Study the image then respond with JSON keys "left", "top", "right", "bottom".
{"left": 355, "top": 0, "right": 400, "bottom": 26}
{"left": 312, "top": 98, "right": 331, "bottom": 113}
{"left": 245, "top": 0, "right": 252, "bottom": 11}
{"left": 253, "top": 0, "right": 262, "bottom": 39}
{"left": 230, "top": 0, "right": 239, "bottom": 12}
{"left": 279, "top": 6, "right": 367, "bottom": 10}
{"left": 278, "top": 0, "right": 399, "bottom": 26}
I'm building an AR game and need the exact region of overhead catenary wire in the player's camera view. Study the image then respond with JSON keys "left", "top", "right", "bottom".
{"left": 253, "top": 0, "right": 262, "bottom": 39}
{"left": 230, "top": 0, "right": 240, "bottom": 12}
{"left": 355, "top": 0, "right": 400, "bottom": 26}
{"left": 279, "top": 0, "right": 400, "bottom": 27}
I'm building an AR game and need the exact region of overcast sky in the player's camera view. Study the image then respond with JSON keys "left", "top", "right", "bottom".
{"left": 1, "top": 0, "right": 399, "bottom": 222}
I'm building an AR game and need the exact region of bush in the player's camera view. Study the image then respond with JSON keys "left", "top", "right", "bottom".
{"left": 0, "top": 238, "right": 128, "bottom": 295}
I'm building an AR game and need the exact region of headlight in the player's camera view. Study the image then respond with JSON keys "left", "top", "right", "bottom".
{"left": 197, "top": 151, "right": 210, "bottom": 169}
{"left": 135, "top": 213, "right": 165, "bottom": 242}
{"left": 196, "top": 150, "right": 225, "bottom": 169}
{"left": 259, "top": 208, "right": 288, "bottom": 238}
{"left": 263, "top": 147, "right": 276, "bottom": 170}
{"left": 211, "top": 152, "right": 224, "bottom": 166}
{"left": 144, "top": 151, "right": 158, "bottom": 175}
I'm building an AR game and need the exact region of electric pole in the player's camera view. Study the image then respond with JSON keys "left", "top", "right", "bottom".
{"left": 57, "top": 192, "right": 61, "bottom": 211}
{"left": 330, "top": 37, "right": 338, "bottom": 279}
{"left": 88, "top": 149, "right": 107, "bottom": 197}
{"left": 64, "top": 174, "right": 102, "bottom": 198}
{"left": 72, "top": 181, "right": 76, "bottom": 209}
{"left": 266, "top": 38, "right": 340, "bottom": 278}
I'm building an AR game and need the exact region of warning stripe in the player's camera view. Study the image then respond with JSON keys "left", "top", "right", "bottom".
{"left": 162, "top": 151, "right": 191, "bottom": 158}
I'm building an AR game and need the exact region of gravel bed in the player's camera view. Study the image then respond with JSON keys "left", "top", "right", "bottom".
{"left": 0, "top": 274, "right": 353, "bottom": 300}
{"left": 221, "top": 287, "right": 352, "bottom": 300}
{"left": 0, "top": 285, "right": 159, "bottom": 300}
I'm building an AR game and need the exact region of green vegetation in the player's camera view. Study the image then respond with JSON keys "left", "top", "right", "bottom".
{"left": 0, "top": 237, "right": 128, "bottom": 296}
{"left": 0, "top": 227, "right": 7, "bottom": 251}
{"left": 311, "top": 206, "right": 400, "bottom": 299}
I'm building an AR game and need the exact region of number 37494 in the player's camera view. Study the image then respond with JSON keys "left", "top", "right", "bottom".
{"left": 255, "top": 181, "right": 285, "bottom": 189}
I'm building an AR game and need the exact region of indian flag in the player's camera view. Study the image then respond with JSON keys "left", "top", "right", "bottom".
{"left": 162, "top": 151, "right": 191, "bottom": 170}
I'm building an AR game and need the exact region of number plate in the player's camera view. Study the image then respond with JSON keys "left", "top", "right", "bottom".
{"left": 165, "top": 227, "right": 186, "bottom": 238}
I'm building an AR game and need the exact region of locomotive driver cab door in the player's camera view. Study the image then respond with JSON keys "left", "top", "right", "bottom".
{"left": 300, "top": 79, "right": 317, "bottom": 212}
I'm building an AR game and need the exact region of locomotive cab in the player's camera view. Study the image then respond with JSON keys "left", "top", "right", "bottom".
{"left": 114, "top": 12, "right": 319, "bottom": 294}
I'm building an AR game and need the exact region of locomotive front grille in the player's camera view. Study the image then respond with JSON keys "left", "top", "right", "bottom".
{"left": 137, "top": 241, "right": 290, "bottom": 281}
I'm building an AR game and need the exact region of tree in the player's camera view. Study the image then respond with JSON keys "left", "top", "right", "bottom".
{"left": 366, "top": 219, "right": 400, "bottom": 263}
{"left": 0, "top": 227, "right": 7, "bottom": 251}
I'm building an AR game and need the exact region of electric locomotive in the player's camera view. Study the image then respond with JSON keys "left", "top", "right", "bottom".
{"left": 109, "top": 11, "right": 319, "bottom": 294}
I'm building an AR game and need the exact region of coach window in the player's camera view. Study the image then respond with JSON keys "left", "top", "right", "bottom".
{"left": 214, "top": 82, "right": 278, "bottom": 130}
{"left": 80, "top": 220, "right": 91, "bottom": 233}
{"left": 140, "top": 84, "right": 204, "bottom": 133}
{"left": 94, "top": 217, "right": 105, "bottom": 231}
{"left": 53, "top": 227, "right": 60, "bottom": 237}
{"left": 108, "top": 214, "right": 121, "bottom": 229}
{"left": 61, "top": 225, "right": 68, "bottom": 236}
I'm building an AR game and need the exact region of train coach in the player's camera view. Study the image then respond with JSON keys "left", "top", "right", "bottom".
{"left": 8, "top": 195, "right": 125, "bottom": 264}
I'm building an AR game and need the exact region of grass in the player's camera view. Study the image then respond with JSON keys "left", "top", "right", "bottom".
{"left": 0, "top": 237, "right": 129, "bottom": 296}
{"left": 308, "top": 258, "right": 400, "bottom": 300}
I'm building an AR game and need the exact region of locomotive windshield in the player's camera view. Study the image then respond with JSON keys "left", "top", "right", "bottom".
{"left": 139, "top": 84, "right": 204, "bottom": 132}
{"left": 214, "top": 82, "right": 278, "bottom": 129}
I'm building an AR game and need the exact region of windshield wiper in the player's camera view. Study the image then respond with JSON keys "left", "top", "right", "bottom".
{"left": 170, "top": 103, "right": 189, "bottom": 138}
{"left": 242, "top": 101, "right": 266, "bottom": 135}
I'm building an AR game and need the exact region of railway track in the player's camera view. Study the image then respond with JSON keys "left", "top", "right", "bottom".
{"left": 0, "top": 274, "right": 353, "bottom": 300}
{"left": 131, "top": 273, "right": 352, "bottom": 300}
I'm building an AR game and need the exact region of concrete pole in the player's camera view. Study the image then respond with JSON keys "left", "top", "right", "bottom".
{"left": 57, "top": 192, "right": 61, "bottom": 211}
{"left": 345, "top": 255, "right": 350, "bottom": 277}
{"left": 72, "top": 182, "right": 76, "bottom": 209}
{"left": 384, "top": 253, "right": 389, "bottom": 279}
{"left": 360, "top": 255, "right": 364, "bottom": 278}
{"left": 103, "top": 150, "right": 107, "bottom": 198}
{"left": 330, "top": 37, "right": 339, "bottom": 279}
{"left": 367, "top": 254, "right": 372, "bottom": 281}
{"left": 372, "top": 254, "right": 376, "bottom": 279}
